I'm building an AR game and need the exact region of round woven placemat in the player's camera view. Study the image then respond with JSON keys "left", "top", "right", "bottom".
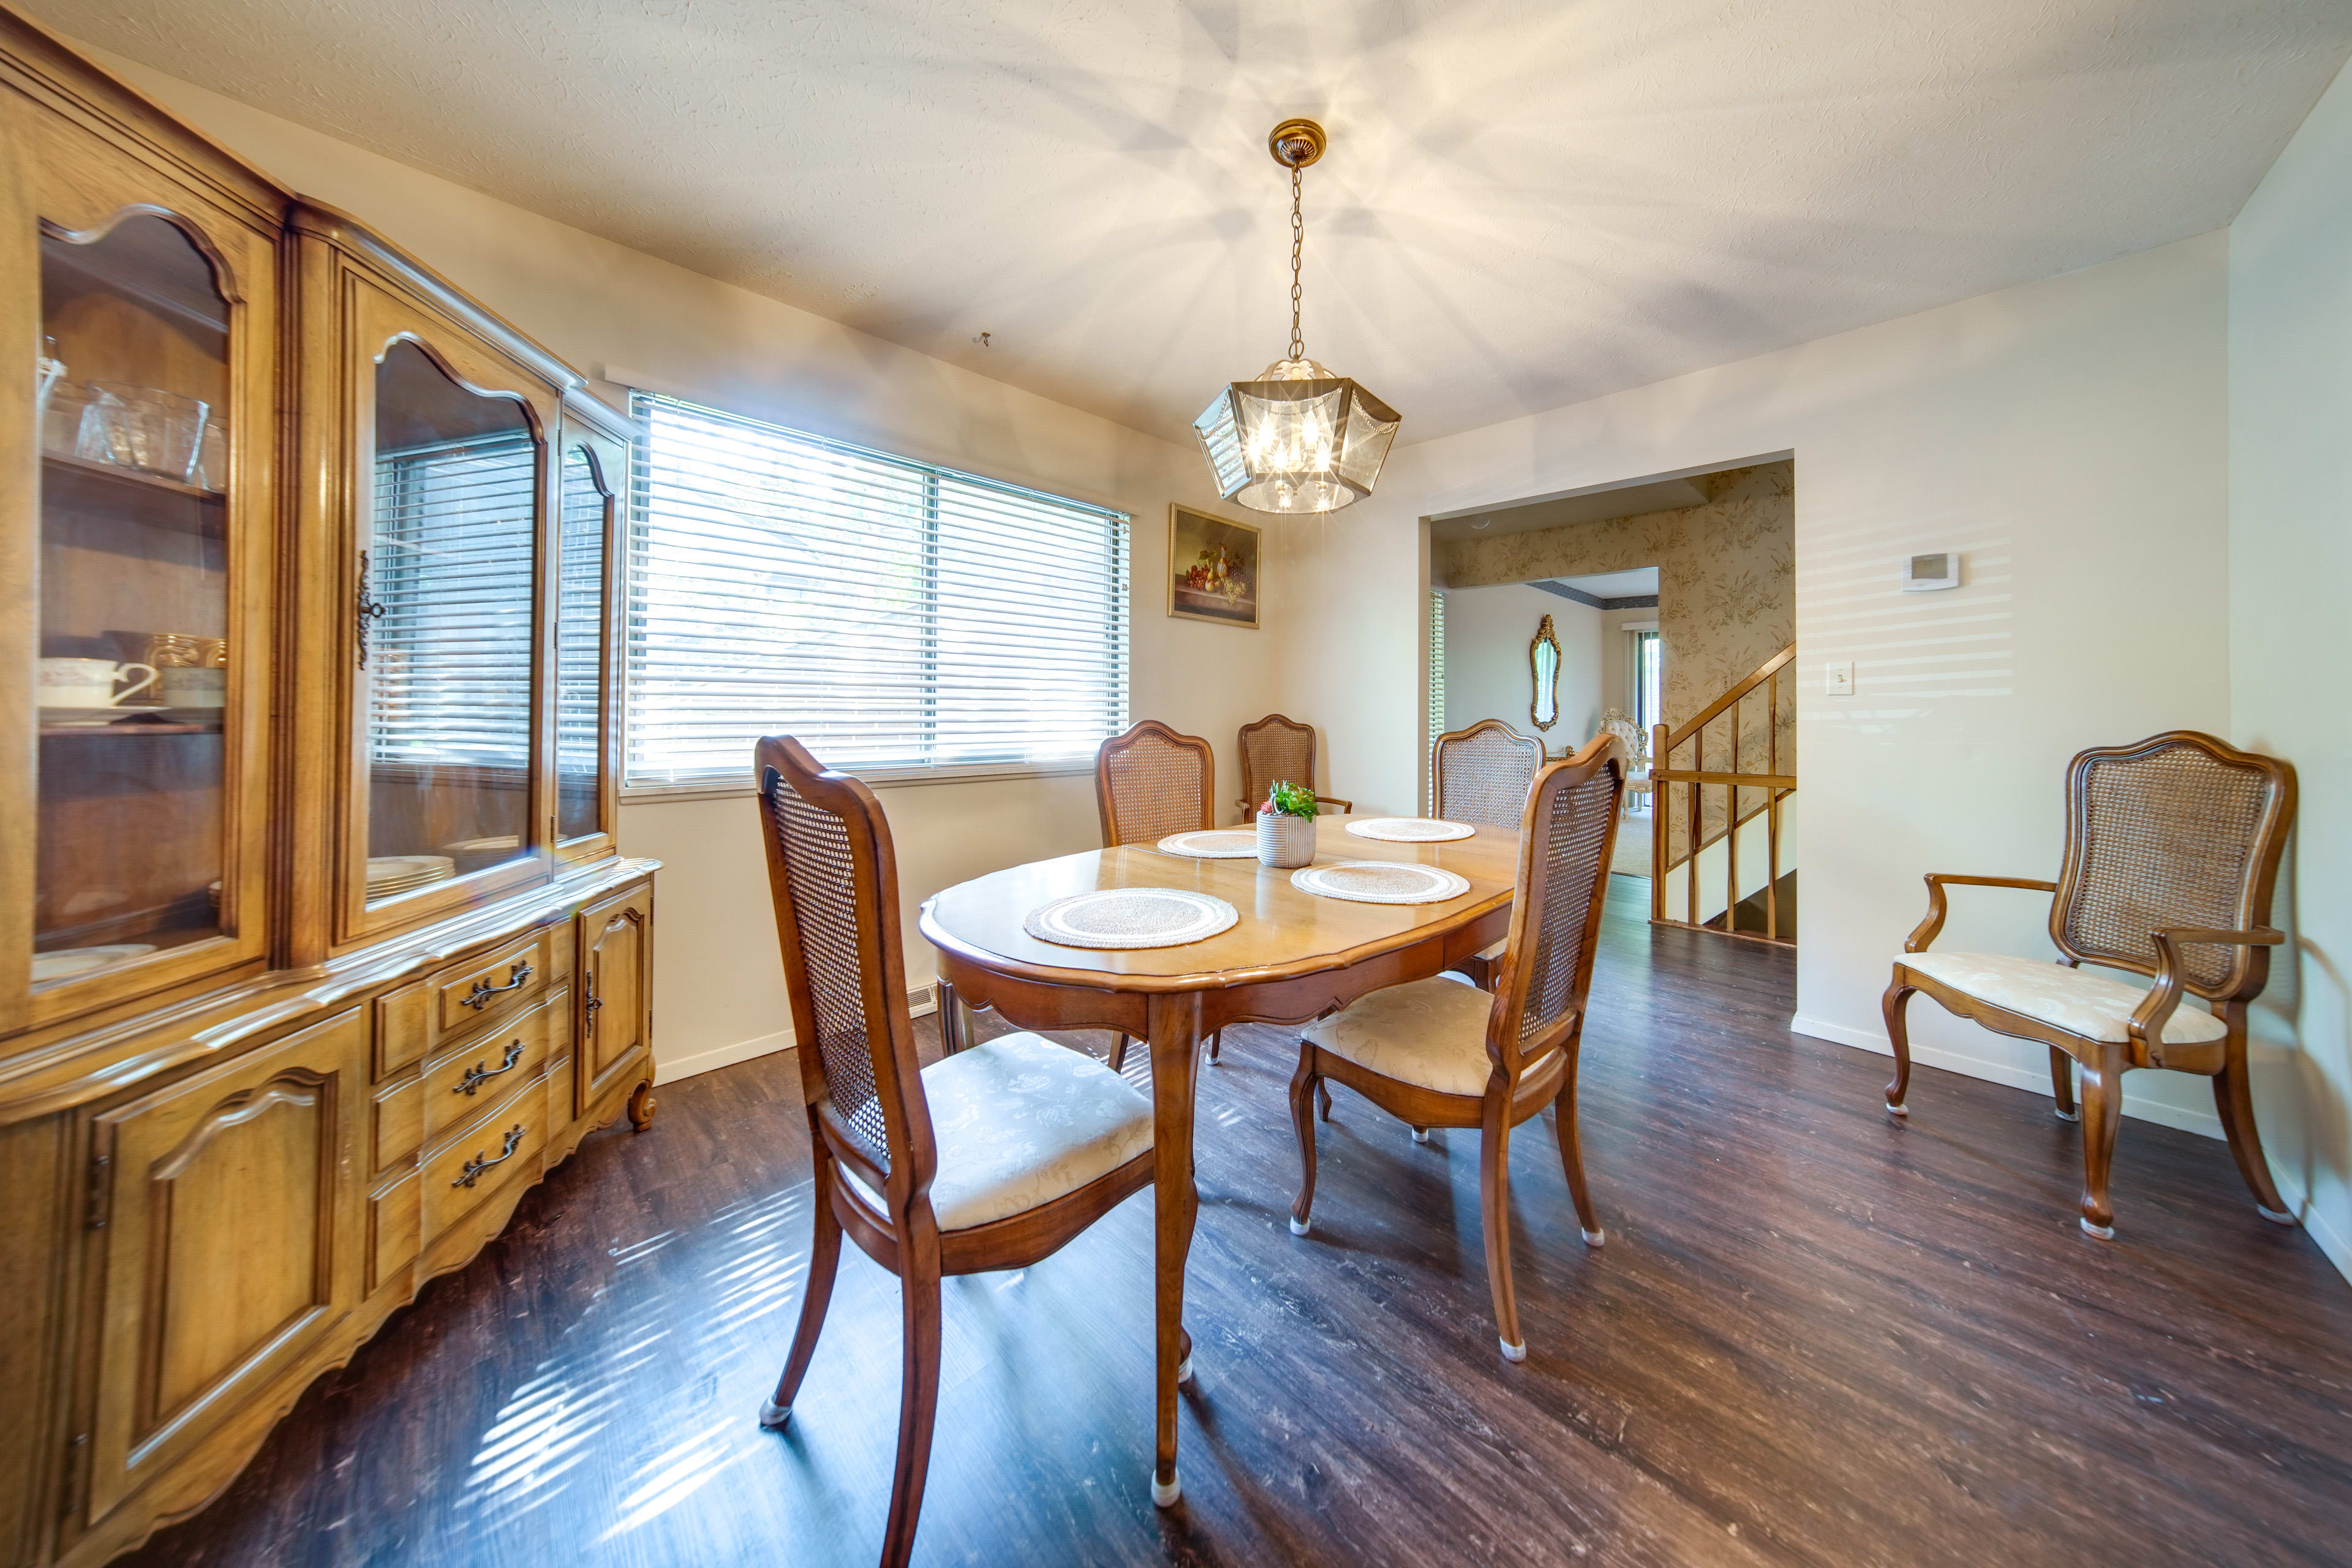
{"left": 1156, "top": 829, "right": 1259, "bottom": 859}
{"left": 1346, "top": 817, "right": 1476, "bottom": 843}
{"left": 1023, "top": 888, "right": 1240, "bottom": 949}
{"left": 1291, "top": 861, "right": 1472, "bottom": 905}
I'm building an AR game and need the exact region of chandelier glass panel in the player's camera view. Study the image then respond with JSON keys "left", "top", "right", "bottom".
{"left": 1195, "top": 119, "right": 1400, "bottom": 514}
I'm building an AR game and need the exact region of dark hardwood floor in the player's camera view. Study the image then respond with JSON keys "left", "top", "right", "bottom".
{"left": 123, "top": 880, "right": 2352, "bottom": 1567}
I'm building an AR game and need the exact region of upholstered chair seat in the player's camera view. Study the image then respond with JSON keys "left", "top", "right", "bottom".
{"left": 840, "top": 1031, "right": 1153, "bottom": 1230}
{"left": 1901, "top": 951, "right": 2227, "bottom": 1046}
{"left": 1302, "top": 974, "right": 1513, "bottom": 1097}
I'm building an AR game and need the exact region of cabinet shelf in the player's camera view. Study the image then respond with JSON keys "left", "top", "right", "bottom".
{"left": 38, "top": 717, "right": 222, "bottom": 737}
{"left": 42, "top": 451, "right": 225, "bottom": 539}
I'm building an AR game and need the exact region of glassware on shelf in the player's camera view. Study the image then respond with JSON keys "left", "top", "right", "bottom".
{"left": 40, "top": 380, "right": 103, "bottom": 459}
{"left": 34, "top": 335, "right": 64, "bottom": 415}
{"left": 81, "top": 380, "right": 209, "bottom": 483}
{"left": 197, "top": 414, "right": 228, "bottom": 492}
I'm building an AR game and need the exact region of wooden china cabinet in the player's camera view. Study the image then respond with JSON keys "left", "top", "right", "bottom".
{"left": 0, "top": 13, "right": 659, "bottom": 1565}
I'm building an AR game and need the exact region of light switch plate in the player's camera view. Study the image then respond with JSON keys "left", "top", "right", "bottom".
{"left": 1825, "top": 660, "right": 1855, "bottom": 696}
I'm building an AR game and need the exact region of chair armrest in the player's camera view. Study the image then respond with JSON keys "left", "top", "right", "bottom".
{"left": 1319, "top": 797, "right": 1354, "bottom": 814}
{"left": 1903, "top": 874, "right": 2060, "bottom": 954}
{"left": 2130, "top": 927, "right": 2286, "bottom": 1044}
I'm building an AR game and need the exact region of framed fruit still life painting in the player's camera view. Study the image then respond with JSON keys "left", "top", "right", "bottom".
{"left": 1168, "top": 504, "right": 1261, "bottom": 629}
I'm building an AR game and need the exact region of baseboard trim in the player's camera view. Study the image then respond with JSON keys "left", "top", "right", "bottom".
{"left": 1787, "top": 1012, "right": 2224, "bottom": 1140}
{"left": 660, "top": 986, "right": 938, "bottom": 1084}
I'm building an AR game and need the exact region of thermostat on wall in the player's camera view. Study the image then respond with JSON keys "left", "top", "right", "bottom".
{"left": 1903, "top": 551, "right": 1961, "bottom": 592}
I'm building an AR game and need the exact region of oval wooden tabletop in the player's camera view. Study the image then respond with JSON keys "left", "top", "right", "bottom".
{"left": 919, "top": 817, "right": 1521, "bottom": 993}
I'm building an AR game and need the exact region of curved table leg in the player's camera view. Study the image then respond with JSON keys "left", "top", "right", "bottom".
{"left": 1147, "top": 991, "right": 1203, "bottom": 1507}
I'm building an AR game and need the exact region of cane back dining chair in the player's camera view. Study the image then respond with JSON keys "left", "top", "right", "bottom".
{"left": 754, "top": 735, "right": 1157, "bottom": 1568}
{"left": 1095, "top": 719, "right": 1224, "bottom": 1066}
{"left": 1881, "top": 730, "right": 2297, "bottom": 1240}
{"left": 1433, "top": 718, "right": 1548, "bottom": 989}
{"left": 1236, "top": 712, "right": 1352, "bottom": 819}
{"left": 1289, "top": 732, "right": 1627, "bottom": 1362}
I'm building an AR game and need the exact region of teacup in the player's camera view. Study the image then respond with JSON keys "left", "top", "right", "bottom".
{"left": 38, "top": 658, "right": 157, "bottom": 709}
{"left": 160, "top": 666, "right": 227, "bottom": 709}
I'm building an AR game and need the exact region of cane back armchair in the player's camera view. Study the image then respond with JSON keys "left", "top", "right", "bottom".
{"left": 754, "top": 736, "right": 1156, "bottom": 1568}
{"left": 1289, "top": 732, "right": 1627, "bottom": 1360}
{"left": 1236, "top": 712, "right": 1352, "bottom": 818}
{"left": 1882, "top": 730, "right": 2296, "bottom": 1240}
{"left": 1433, "top": 719, "right": 1548, "bottom": 989}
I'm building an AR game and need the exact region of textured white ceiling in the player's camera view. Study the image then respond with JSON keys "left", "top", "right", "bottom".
{"left": 37, "top": 0, "right": 2352, "bottom": 444}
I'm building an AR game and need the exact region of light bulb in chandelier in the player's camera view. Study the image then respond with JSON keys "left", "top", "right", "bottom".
{"left": 1194, "top": 121, "right": 1400, "bottom": 515}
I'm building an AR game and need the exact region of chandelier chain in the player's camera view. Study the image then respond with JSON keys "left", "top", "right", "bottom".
{"left": 1288, "top": 165, "right": 1305, "bottom": 361}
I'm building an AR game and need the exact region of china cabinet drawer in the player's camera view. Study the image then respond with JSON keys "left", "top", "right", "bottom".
{"left": 421, "top": 990, "right": 564, "bottom": 1145}
{"left": 435, "top": 931, "right": 552, "bottom": 1033}
{"left": 423, "top": 1076, "right": 551, "bottom": 1240}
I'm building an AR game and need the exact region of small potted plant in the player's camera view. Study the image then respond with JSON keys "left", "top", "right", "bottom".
{"left": 1256, "top": 779, "right": 1319, "bottom": 869}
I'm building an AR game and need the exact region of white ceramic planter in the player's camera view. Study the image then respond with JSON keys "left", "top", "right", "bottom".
{"left": 1257, "top": 811, "right": 1317, "bottom": 869}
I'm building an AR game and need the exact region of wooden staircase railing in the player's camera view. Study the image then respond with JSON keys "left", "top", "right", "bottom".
{"left": 1649, "top": 643, "right": 1796, "bottom": 944}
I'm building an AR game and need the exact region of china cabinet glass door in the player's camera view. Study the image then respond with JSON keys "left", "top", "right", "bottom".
{"left": 359, "top": 338, "right": 539, "bottom": 907}
{"left": 32, "top": 214, "right": 235, "bottom": 989}
{"left": 552, "top": 434, "right": 614, "bottom": 850}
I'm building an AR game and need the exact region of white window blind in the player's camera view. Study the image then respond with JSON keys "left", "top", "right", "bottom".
{"left": 368, "top": 431, "right": 537, "bottom": 769}
{"left": 1427, "top": 590, "right": 1446, "bottom": 810}
{"left": 626, "top": 393, "right": 1129, "bottom": 788}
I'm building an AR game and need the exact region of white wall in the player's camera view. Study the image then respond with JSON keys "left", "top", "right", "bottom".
{"left": 88, "top": 45, "right": 1297, "bottom": 1079}
{"left": 2229, "top": 56, "right": 2352, "bottom": 1276}
{"left": 1279, "top": 232, "right": 2236, "bottom": 1138}
{"left": 1441, "top": 584, "right": 1601, "bottom": 747}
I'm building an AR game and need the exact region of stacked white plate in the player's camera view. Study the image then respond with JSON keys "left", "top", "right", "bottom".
{"left": 442, "top": 835, "right": 522, "bottom": 876}
{"left": 368, "top": 854, "right": 456, "bottom": 900}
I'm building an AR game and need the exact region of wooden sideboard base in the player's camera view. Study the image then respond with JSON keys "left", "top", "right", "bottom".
{"left": 55, "top": 1067, "right": 650, "bottom": 1568}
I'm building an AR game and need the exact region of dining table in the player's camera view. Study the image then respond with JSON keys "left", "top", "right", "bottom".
{"left": 916, "top": 815, "right": 1523, "bottom": 1506}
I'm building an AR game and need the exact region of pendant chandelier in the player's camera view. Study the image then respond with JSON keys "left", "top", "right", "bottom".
{"left": 1194, "top": 118, "right": 1400, "bottom": 514}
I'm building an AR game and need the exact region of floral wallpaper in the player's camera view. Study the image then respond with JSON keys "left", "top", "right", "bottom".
{"left": 1438, "top": 461, "right": 1794, "bottom": 865}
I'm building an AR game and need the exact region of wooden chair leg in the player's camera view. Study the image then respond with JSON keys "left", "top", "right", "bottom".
{"left": 880, "top": 1237, "right": 945, "bottom": 1568}
{"left": 1315, "top": 1079, "right": 1333, "bottom": 1121}
{"left": 2076, "top": 1045, "right": 2125, "bottom": 1240}
{"left": 1555, "top": 1054, "right": 1604, "bottom": 1246}
{"left": 1880, "top": 979, "right": 1915, "bottom": 1115}
{"left": 1109, "top": 1034, "right": 1129, "bottom": 1073}
{"left": 1287, "top": 1048, "right": 1321, "bottom": 1236}
{"left": 763, "top": 1155, "right": 844, "bottom": 1428}
{"left": 2214, "top": 1046, "right": 2295, "bottom": 1224}
{"left": 2048, "top": 1046, "right": 2078, "bottom": 1121}
{"left": 1208, "top": 1030, "right": 1221, "bottom": 1064}
{"left": 1479, "top": 1094, "right": 1525, "bottom": 1361}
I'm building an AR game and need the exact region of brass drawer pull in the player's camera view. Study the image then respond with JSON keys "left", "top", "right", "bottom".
{"left": 461, "top": 961, "right": 533, "bottom": 1011}
{"left": 454, "top": 1041, "right": 525, "bottom": 1096}
{"left": 453, "top": 1125, "right": 526, "bottom": 1188}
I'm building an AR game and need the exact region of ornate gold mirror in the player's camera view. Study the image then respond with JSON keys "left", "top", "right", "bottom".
{"left": 1529, "top": 614, "right": 1562, "bottom": 731}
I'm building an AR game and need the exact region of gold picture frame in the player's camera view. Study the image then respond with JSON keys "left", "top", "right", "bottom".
{"left": 1167, "top": 503, "right": 1262, "bottom": 630}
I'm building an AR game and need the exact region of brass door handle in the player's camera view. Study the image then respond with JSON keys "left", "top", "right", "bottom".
{"left": 453, "top": 1041, "right": 525, "bottom": 1096}
{"left": 462, "top": 961, "right": 533, "bottom": 1010}
{"left": 453, "top": 1125, "right": 526, "bottom": 1188}
{"left": 584, "top": 984, "right": 603, "bottom": 1035}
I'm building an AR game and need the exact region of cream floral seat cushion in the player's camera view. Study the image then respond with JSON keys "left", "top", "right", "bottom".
{"left": 1902, "top": 951, "right": 2227, "bottom": 1045}
{"left": 841, "top": 1031, "right": 1152, "bottom": 1231}
{"left": 1472, "top": 937, "right": 1507, "bottom": 965}
{"left": 1302, "top": 974, "right": 1530, "bottom": 1096}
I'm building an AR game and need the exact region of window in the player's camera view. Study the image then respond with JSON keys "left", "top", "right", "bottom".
{"left": 1631, "top": 628, "right": 1662, "bottom": 736}
{"left": 625, "top": 393, "right": 1129, "bottom": 789}
{"left": 1427, "top": 590, "right": 1446, "bottom": 809}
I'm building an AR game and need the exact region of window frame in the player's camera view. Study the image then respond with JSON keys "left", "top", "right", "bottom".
{"left": 619, "top": 392, "right": 1131, "bottom": 801}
